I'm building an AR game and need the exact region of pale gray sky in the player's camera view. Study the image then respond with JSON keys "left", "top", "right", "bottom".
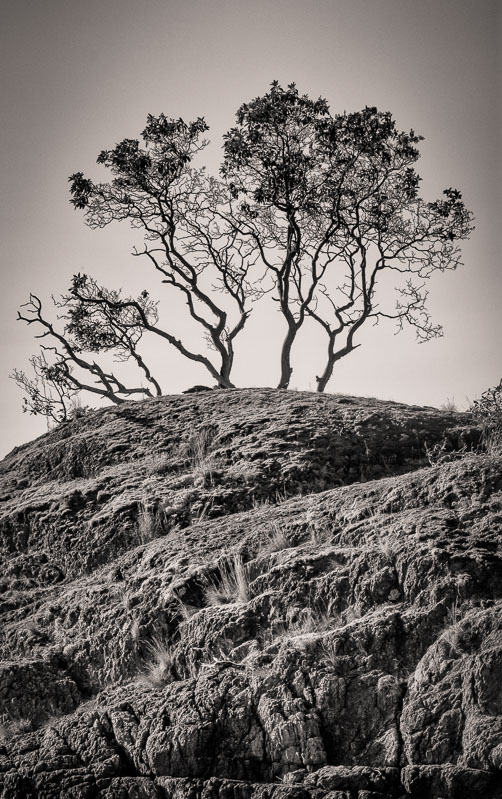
{"left": 1, "top": 0, "right": 500, "bottom": 456}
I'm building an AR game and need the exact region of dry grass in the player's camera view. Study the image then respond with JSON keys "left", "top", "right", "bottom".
{"left": 184, "top": 425, "right": 220, "bottom": 484}
{"left": 270, "top": 604, "right": 337, "bottom": 650}
{"left": 204, "top": 554, "right": 250, "bottom": 606}
{"left": 174, "top": 594, "right": 200, "bottom": 622}
{"left": 306, "top": 500, "right": 333, "bottom": 545}
{"left": 308, "top": 521, "right": 332, "bottom": 545}
{"left": 192, "top": 496, "right": 215, "bottom": 525}
{"left": 137, "top": 502, "right": 165, "bottom": 543}
{"left": 376, "top": 536, "right": 397, "bottom": 561}
{"left": 321, "top": 637, "right": 340, "bottom": 668}
{"left": 259, "top": 521, "right": 292, "bottom": 555}
{"left": 137, "top": 638, "right": 175, "bottom": 689}
{"left": 439, "top": 600, "right": 466, "bottom": 654}
{"left": 129, "top": 618, "right": 141, "bottom": 644}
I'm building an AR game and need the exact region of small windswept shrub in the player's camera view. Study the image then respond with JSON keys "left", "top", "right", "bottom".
{"left": 424, "top": 438, "right": 469, "bottom": 467}
{"left": 69, "top": 395, "right": 89, "bottom": 420}
{"left": 471, "top": 379, "right": 502, "bottom": 455}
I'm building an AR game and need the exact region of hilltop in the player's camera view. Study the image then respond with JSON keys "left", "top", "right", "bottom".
{"left": 0, "top": 389, "right": 501, "bottom": 799}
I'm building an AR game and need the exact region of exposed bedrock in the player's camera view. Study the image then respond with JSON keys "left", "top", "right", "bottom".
{"left": 0, "top": 390, "right": 500, "bottom": 798}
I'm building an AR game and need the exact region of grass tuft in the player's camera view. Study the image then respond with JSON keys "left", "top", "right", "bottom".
{"left": 137, "top": 502, "right": 165, "bottom": 543}
{"left": 204, "top": 554, "right": 250, "bottom": 606}
{"left": 259, "top": 521, "right": 292, "bottom": 555}
{"left": 137, "top": 637, "right": 175, "bottom": 689}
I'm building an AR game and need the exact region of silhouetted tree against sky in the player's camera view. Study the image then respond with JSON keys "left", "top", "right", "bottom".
{"left": 13, "top": 82, "right": 474, "bottom": 420}
{"left": 222, "top": 82, "right": 474, "bottom": 391}
{"left": 69, "top": 114, "right": 254, "bottom": 388}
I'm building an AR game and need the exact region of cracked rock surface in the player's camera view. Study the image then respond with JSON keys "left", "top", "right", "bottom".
{"left": 0, "top": 388, "right": 500, "bottom": 798}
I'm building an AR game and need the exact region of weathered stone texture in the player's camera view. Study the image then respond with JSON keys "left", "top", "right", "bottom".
{"left": 0, "top": 390, "right": 500, "bottom": 798}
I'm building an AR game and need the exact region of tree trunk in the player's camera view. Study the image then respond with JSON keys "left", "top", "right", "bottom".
{"left": 277, "top": 322, "right": 297, "bottom": 389}
{"left": 218, "top": 349, "right": 235, "bottom": 389}
{"left": 316, "top": 333, "right": 361, "bottom": 392}
{"left": 316, "top": 337, "right": 336, "bottom": 393}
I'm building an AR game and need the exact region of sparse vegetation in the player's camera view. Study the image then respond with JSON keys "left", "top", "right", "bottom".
{"left": 321, "top": 637, "right": 340, "bottom": 669}
{"left": 424, "top": 438, "right": 468, "bottom": 467}
{"left": 2, "top": 387, "right": 501, "bottom": 792}
{"left": 439, "top": 600, "right": 466, "bottom": 654}
{"left": 446, "top": 599, "right": 462, "bottom": 627}
{"left": 137, "top": 638, "right": 176, "bottom": 689}
{"left": 268, "top": 603, "right": 337, "bottom": 651}
{"left": 308, "top": 520, "right": 332, "bottom": 545}
{"left": 137, "top": 501, "right": 166, "bottom": 543}
{"left": 174, "top": 593, "right": 200, "bottom": 622}
{"left": 69, "top": 395, "right": 89, "bottom": 419}
{"left": 258, "top": 521, "right": 293, "bottom": 555}
{"left": 185, "top": 425, "right": 220, "bottom": 485}
{"left": 441, "top": 397, "right": 458, "bottom": 413}
{"left": 305, "top": 500, "right": 333, "bottom": 545}
{"left": 204, "top": 554, "right": 250, "bottom": 605}
{"left": 376, "top": 536, "right": 398, "bottom": 561}
{"left": 471, "top": 379, "right": 502, "bottom": 455}
{"left": 129, "top": 618, "right": 141, "bottom": 645}
{"left": 147, "top": 453, "right": 172, "bottom": 476}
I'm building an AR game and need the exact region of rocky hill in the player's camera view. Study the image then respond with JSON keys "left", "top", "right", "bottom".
{"left": 0, "top": 388, "right": 501, "bottom": 799}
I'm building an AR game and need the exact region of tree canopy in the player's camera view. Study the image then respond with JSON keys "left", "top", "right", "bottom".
{"left": 13, "top": 82, "right": 473, "bottom": 421}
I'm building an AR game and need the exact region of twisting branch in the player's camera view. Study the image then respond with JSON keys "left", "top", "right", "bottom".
{"left": 11, "top": 292, "right": 157, "bottom": 422}
{"left": 64, "top": 273, "right": 239, "bottom": 388}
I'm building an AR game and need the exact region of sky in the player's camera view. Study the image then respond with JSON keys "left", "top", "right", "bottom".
{"left": 0, "top": 0, "right": 500, "bottom": 457}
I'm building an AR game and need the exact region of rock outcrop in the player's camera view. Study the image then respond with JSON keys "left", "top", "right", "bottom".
{"left": 0, "top": 388, "right": 500, "bottom": 798}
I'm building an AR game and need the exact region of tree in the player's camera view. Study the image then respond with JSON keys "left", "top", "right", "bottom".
{"left": 13, "top": 115, "right": 258, "bottom": 421}
{"left": 13, "top": 83, "right": 474, "bottom": 421}
{"left": 68, "top": 115, "right": 255, "bottom": 389}
{"left": 222, "top": 82, "right": 474, "bottom": 390}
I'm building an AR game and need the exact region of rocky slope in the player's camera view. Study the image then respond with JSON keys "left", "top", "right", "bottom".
{"left": 0, "top": 388, "right": 500, "bottom": 799}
